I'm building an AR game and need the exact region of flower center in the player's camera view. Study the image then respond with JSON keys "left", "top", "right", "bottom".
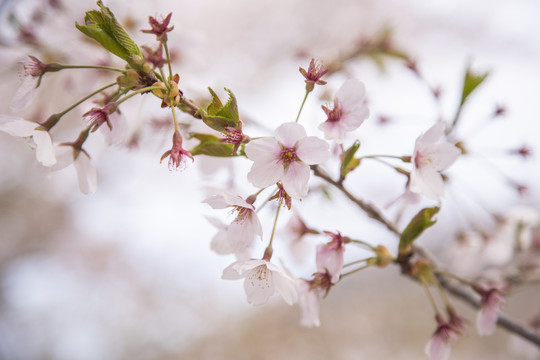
{"left": 280, "top": 147, "right": 298, "bottom": 166}
{"left": 327, "top": 105, "right": 343, "bottom": 122}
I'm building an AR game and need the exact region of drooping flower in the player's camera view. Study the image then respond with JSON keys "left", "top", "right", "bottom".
{"left": 316, "top": 231, "right": 350, "bottom": 283}
{"left": 0, "top": 115, "right": 56, "bottom": 166}
{"left": 83, "top": 103, "right": 119, "bottom": 132}
{"left": 160, "top": 130, "right": 194, "bottom": 170}
{"left": 409, "top": 122, "right": 461, "bottom": 200}
{"left": 425, "top": 316, "right": 461, "bottom": 360}
{"left": 245, "top": 122, "right": 329, "bottom": 200}
{"left": 141, "top": 13, "right": 174, "bottom": 42}
{"left": 11, "top": 56, "right": 61, "bottom": 112}
{"left": 222, "top": 259, "right": 298, "bottom": 306}
{"left": 318, "top": 79, "right": 370, "bottom": 143}
{"left": 297, "top": 271, "right": 333, "bottom": 327}
{"left": 52, "top": 145, "right": 97, "bottom": 195}
{"left": 476, "top": 288, "right": 505, "bottom": 336}
{"left": 203, "top": 191, "right": 262, "bottom": 258}
{"left": 299, "top": 58, "right": 328, "bottom": 92}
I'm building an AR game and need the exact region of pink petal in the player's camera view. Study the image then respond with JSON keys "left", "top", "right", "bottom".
{"left": 318, "top": 121, "right": 346, "bottom": 143}
{"left": 244, "top": 137, "right": 281, "bottom": 163}
{"left": 274, "top": 122, "right": 307, "bottom": 148}
{"left": 425, "top": 335, "right": 452, "bottom": 360}
{"left": 427, "top": 143, "right": 461, "bottom": 171}
{"left": 419, "top": 122, "right": 446, "bottom": 146}
{"left": 298, "top": 282, "right": 321, "bottom": 327}
{"left": 296, "top": 136, "right": 330, "bottom": 164}
{"left": 243, "top": 265, "right": 274, "bottom": 305}
{"left": 281, "top": 161, "right": 310, "bottom": 199}
{"left": 247, "top": 159, "right": 284, "bottom": 188}
{"left": 335, "top": 79, "right": 366, "bottom": 110}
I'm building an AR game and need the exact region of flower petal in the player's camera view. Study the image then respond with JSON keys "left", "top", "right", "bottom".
{"left": 272, "top": 270, "right": 298, "bottom": 305}
{"left": 335, "top": 79, "right": 366, "bottom": 110}
{"left": 274, "top": 122, "right": 307, "bottom": 148}
{"left": 32, "top": 129, "right": 56, "bottom": 166}
{"left": 410, "top": 167, "right": 445, "bottom": 200}
{"left": 281, "top": 161, "right": 310, "bottom": 199}
{"left": 296, "top": 136, "right": 329, "bottom": 164}
{"left": 247, "top": 159, "right": 284, "bottom": 188}
{"left": 10, "top": 76, "right": 39, "bottom": 112}
{"left": 243, "top": 265, "right": 274, "bottom": 305}
{"left": 0, "top": 116, "right": 38, "bottom": 137}
{"left": 74, "top": 153, "right": 97, "bottom": 195}
{"left": 244, "top": 137, "right": 281, "bottom": 163}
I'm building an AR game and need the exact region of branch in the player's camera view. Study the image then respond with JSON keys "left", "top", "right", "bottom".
{"left": 312, "top": 165, "right": 540, "bottom": 348}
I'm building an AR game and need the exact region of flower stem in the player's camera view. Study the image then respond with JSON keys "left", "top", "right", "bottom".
{"left": 422, "top": 279, "right": 443, "bottom": 317}
{"left": 350, "top": 239, "right": 377, "bottom": 251}
{"left": 265, "top": 202, "right": 282, "bottom": 256}
{"left": 295, "top": 89, "right": 310, "bottom": 123}
{"left": 41, "top": 82, "right": 118, "bottom": 130}
{"left": 340, "top": 262, "right": 372, "bottom": 279}
{"left": 58, "top": 65, "right": 125, "bottom": 73}
{"left": 162, "top": 41, "right": 174, "bottom": 81}
{"left": 116, "top": 85, "right": 168, "bottom": 106}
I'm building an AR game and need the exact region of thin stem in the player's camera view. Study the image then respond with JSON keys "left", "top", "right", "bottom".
{"left": 267, "top": 202, "right": 282, "bottom": 250}
{"left": 340, "top": 263, "right": 371, "bottom": 279}
{"left": 433, "top": 269, "right": 477, "bottom": 288}
{"left": 360, "top": 154, "right": 410, "bottom": 162}
{"left": 162, "top": 41, "right": 174, "bottom": 81}
{"left": 343, "top": 258, "right": 373, "bottom": 268}
{"left": 116, "top": 85, "right": 167, "bottom": 106}
{"left": 59, "top": 65, "right": 125, "bottom": 73}
{"left": 349, "top": 239, "right": 376, "bottom": 251}
{"left": 171, "top": 106, "right": 179, "bottom": 131}
{"left": 422, "top": 280, "right": 442, "bottom": 317}
{"left": 295, "top": 90, "right": 310, "bottom": 123}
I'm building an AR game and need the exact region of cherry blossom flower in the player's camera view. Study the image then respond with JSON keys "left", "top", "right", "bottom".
{"left": 0, "top": 115, "right": 56, "bottom": 166}
{"left": 409, "top": 122, "right": 461, "bottom": 200}
{"left": 222, "top": 259, "right": 297, "bottom": 305}
{"left": 141, "top": 13, "right": 174, "bottom": 42}
{"left": 425, "top": 318, "right": 461, "bottom": 360}
{"left": 476, "top": 288, "right": 505, "bottom": 336}
{"left": 83, "top": 103, "right": 118, "bottom": 132}
{"left": 299, "top": 58, "right": 328, "bottom": 92}
{"left": 160, "top": 130, "right": 193, "bottom": 170}
{"left": 203, "top": 191, "right": 262, "bottom": 259}
{"left": 52, "top": 145, "right": 97, "bottom": 195}
{"left": 11, "top": 56, "right": 60, "bottom": 112}
{"left": 316, "top": 231, "right": 350, "bottom": 283}
{"left": 245, "top": 122, "right": 329, "bottom": 200}
{"left": 297, "top": 271, "right": 333, "bottom": 327}
{"left": 318, "top": 79, "right": 370, "bottom": 143}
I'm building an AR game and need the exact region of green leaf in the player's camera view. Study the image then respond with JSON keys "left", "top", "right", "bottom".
{"left": 189, "top": 133, "right": 235, "bottom": 157}
{"left": 76, "top": 1, "right": 141, "bottom": 62}
{"left": 340, "top": 140, "right": 361, "bottom": 179}
{"left": 198, "top": 88, "right": 239, "bottom": 132}
{"left": 399, "top": 206, "right": 440, "bottom": 255}
{"left": 460, "top": 66, "right": 489, "bottom": 107}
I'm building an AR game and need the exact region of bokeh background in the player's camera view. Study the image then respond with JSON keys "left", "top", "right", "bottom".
{"left": 0, "top": 0, "right": 539, "bottom": 359}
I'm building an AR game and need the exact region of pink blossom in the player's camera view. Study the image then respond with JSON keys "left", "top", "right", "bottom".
{"left": 222, "top": 259, "right": 297, "bottom": 305}
{"left": 203, "top": 191, "right": 262, "bottom": 259}
{"left": 409, "top": 122, "right": 461, "bottom": 200}
{"left": 476, "top": 288, "right": 505, "bottom": 336}
{"left": 160, "top": 130, "right": 194, "bottom": 170}
{"left": 297, "top": 271, "right": 333, "bottom": 327}
{"left": 0, "top": 115, "right": 56, "bottom": 166}
{"left": 245, "top": 122, "right": 329, "bottom": 200}
{"left": 318, "top": 79, "right": 370, "bottom": 143}
{"left": 316, "top": 231, "right": 350, "bottom": 283}
{"left": 425, "top": 320, "right": 460, "bottom": 360}
{"left": 299, "top": 58, "right": 328, "bottom": 92}
{"left": 83, "top": 103, "right": 118, "bottom": 132}
{"left": 11, "top": 56, "right": 47, "bottom": 112}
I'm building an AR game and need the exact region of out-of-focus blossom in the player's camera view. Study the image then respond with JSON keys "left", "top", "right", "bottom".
{"left": 245, "top": 122, "right": 329, "bottom": 200}
{"left": 318, "top": 79, "right": 369, "bottom": 143}
{"left": 222, "top": 259, "right": 297, "bottom": 306}
{"left": 476, "top": 288, "right": 505, "bottom": 336}
{"left": 160, "top": 130, "right": 193, "bottom": 170}
{"left": 141, "top": 13, "right": 174, "bottom": 42}
{"left": 316, "top": 231, "right": 350, "bottom": 283}
{"left": 297, "top": 271, "right": 333, "bottom": 327}
{"left": 409, "top": 122, "right": 461, "bottom": 200}
{"left": 0, "top": 115, "right": 55, "bottom": 166}
{"left": 203, "top": 191, "right": 262, "bottom": 259}
{"left": 425, "top": 318, "right": 461, "bottom": 360}
{"left": 83, "top": 103, "right": 119, "bottom": 132}
{"left": 52, "top": 145, "right": 97, "bottom": 195}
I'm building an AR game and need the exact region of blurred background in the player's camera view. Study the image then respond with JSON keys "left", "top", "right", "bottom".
{"left": 0, "top": 0, "right": 539, "bottom": 359}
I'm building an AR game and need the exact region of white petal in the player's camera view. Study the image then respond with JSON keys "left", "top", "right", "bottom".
{"left": 281, "top": 161, "right": 310, "bottom": 199}
{"left": 274, "top": 122, "right": 307, "bottom": 148}
{"left": 419, "top": 122, "right": 446, "bottom": 146}
{"left": 0, "top": 116, "right": 37, "bottom": 137}
{"left": 49, "top": 145, "right": 74, "bottom": 171}
{"left": 100, "top": 114, "right": 127, "bottom": 145}
{"left": 203, "top": 194, "right": 230, "bottom": 209}
{"left": 427, "top": 143, "right": 461, "bottom": 171}
{"left": 32, "top": 129, "right": 56, "bottom": 166}
{"left": 10, "top": 76, "right": 39, "bottom": 112}
{"left": 243, "top": 265, "right": 274, "bottom": 305}
{"left": 319, "top": 121, "right": 346, "bottom": 143}
{"left": 335, "top": 79, "right": 366, "bottom": 110}
{"left": 247, "top": 159, "right": 284, "bottom": 188}
{"left": 272, "top": 270, "right": 298, "bottom": 305}
{"left": 425, "top": 336, "right": 452, "bottom": 360}
{"left": 298, "top": 282, "right": 321, "bottom": 327}
{"left": 222, "top": 261, "right": 243, "bottom": 280}
{"left": 341, "top": 105, "right": 369, "bottom": 131}
{"left": 296, "top": 136, "right": 330, "bottom": 164}
{"left": 74, "top": 153, "right": 97, "bottom": 195}
{"left": 410, "top": 167, "right": 445, "bottom": 200}
{"left": 244, "top": 137, "right": 281, "bottom": 163}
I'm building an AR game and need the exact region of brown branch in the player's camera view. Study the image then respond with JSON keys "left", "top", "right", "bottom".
{"left": 312, "top": 164, "right": 540, "bottom": 348}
